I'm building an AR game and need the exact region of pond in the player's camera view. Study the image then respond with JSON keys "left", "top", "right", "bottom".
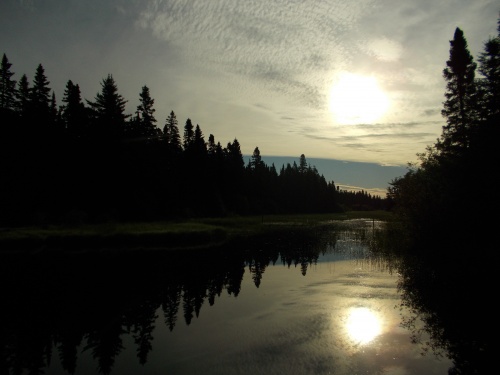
{"left": 0, "top": 219, "right": 455, "bottom": 374}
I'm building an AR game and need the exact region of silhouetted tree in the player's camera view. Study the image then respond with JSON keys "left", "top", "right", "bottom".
{"left": 15, "top": 74, "right": 30, "bottom": 117}
{"left": 61, "top": 80, "right": 87, "bottom": 138}
{"left": 0, "top": 53, "right": 17, "bottom": 111}
{"left": 183, "top": 118, "right": 194, "bottom": 150}
{"left": 163, "top": 110, "right": 182, "bottom": 153}
{"left": 87, "top": 74, "right": 129, "bottom": 140}
{"left": 249, "top": 147, "right": 264, "bottom": 170}
{"left": 299, "top": 154, "right": 307, "bottom": 173}
{"left": 477, "top": 14, "right": 500, "bottom": 126}
{"left": 438, "top": 27, "right": 478, "bottom": 156}
{"left": 135, "top": 85, "right": 158, "bottom": 138}
{"left": 193, "top": 124, "right": 206, "bottom": 155}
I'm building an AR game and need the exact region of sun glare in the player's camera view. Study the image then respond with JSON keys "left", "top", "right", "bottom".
{"left": 346, "top": 307, "right": 382, "bottom": 345}
{"left": 329, "top": 72, "right": 389, "bottom": 125}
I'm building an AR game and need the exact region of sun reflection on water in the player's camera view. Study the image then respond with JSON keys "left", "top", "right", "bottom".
{"left": 346, "top": 307, "right": 382, "bottom": 345}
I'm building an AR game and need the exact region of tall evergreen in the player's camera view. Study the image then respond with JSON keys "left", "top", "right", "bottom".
{"left": 49, "top": 91, "right": 59, "bottom": 127}
{"left": 299, "top": 154, "right": 308, "bottom": 173}
{"left": 87, "top": 74, "right": 129, "bottom": 140}
{"left": 249, "top": 147, "right": 264, "bottom": 170}
{"left": 15, "top": 74, "right": 30, "bottom": 116}
{"left": 29, "top": 63, "right": 52, "bottom": 118}
{"left": 193, "top": 124, "right": 206, "bottom": 155}
{"left": 225, "top": 138, "right": 244, "bottom": 171}
{"left": 439, "top": 27, "right": 478, "bottom": 156}
{"left": 61, "top": 80, "right": 87, "bottom": 138}
{"left": 136, "top": 85, "right": 158, "bottom": 137}
{"left": 477, "top": 15, "right": 500, "bottom": 121}
{"left": 163, "top": 110, "right": 182, "bottom": 153}
{"left": 0, "top": 53, "right": 17, "bottom": 111}
{"left": 183, "top": 118, "right": 194, "bottom": 150}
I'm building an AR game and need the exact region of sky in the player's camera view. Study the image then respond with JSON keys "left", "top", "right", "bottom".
{"left": 1, "top": 0, "right": 498, "bottom": 197}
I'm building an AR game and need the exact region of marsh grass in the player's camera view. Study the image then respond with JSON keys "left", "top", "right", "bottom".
{"left": 0, "top": 211, "right": 393, "bottom": 252}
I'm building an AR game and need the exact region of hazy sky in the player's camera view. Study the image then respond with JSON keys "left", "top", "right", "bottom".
{"left": 1, "top": 0, "right": 498, "bottom": 196}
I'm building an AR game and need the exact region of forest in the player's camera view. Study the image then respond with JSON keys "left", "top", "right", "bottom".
{"left": 384, "top": 17, "right": 499, "bottom": 374}
{"left": 388, "top": 16, "right": 499, "bottom": 248}
{"left": 0, "top": 56, "right": 385, "bottom": 226}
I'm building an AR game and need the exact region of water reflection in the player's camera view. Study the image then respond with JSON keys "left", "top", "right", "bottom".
{"left": 0, "top": 219, "right": 468, "bottom": 374}
{"left": 345, "top": 307, "right": 381, "bottom": 344}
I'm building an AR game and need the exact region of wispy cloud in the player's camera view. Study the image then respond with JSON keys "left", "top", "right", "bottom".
{"left": 136, "top": 0, "right": 377, "bottom": 107}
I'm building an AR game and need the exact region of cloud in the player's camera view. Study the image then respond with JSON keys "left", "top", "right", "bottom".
{"left": 136, "top": 0, "right": 377, "bottom": 107}
{"left": 364, "top": 37, "right": 403, "bottom": 62}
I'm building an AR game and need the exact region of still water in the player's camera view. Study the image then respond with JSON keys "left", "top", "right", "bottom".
{"left": 1, "top": 219, "right": 453, "bottom": 374}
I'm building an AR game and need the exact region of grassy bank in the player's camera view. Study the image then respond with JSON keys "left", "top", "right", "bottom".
{"left": 0, "top": 211, "right": 394, "bottom": 253}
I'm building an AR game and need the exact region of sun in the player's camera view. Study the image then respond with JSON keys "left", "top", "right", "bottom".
{"left": 329, "top": 72, "right": 389, "bottom": 125}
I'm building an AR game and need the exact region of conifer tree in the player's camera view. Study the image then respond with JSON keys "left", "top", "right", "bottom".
{"left": 30, "top": 64, "right": 51, "bottom": 115}
{"left": 61, "top": 80, "right": 87, "bottom": 138}
{"left": 249, "top": 147, "right": 264, "bottom": 170}
{"left": 136, "top": 85, "right": 157, "bottom": 137}
{"left": 477, "top": 15, "right": 500, "bottom": 121}
{"left": 439, "top": 27, "right": 478, "bottom": 156}
{"left": 207, "top": 134, "right": 217, "bottom": 156}
{"left": 299, "top": 154, "right": 308, "bottom": 173}
{"left": 15, "top": 74, "right": 30, "bottom": 116}
{"left": 163, "top": 110, "right": 182, "bottom": 153}
{"left": 49, "top": 91, "right": 59, "bottom": 127}
{"left": 183, "top": 118, "right": 194, "bottom": 150}
{"left": 0, "top": 53, "right": 17, "bottom": 111}
{"left": 87, "top": 74, "right": 129, "bottom": 139}
{"left": 193, "top": 124, "right": 206, "bottom": 154}
{"left": 226, "top": 138, "right": 244, "bottom": 171}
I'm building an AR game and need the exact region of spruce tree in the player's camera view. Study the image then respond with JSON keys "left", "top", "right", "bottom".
{"left": 0, "top": 53, "right": 17, "bottom": 111}
{"left": 477, "top": 15, "right": 500, "bottom": 121}
{"left": 193, "top": 124, "right": 206, "bottom": 155}
{"left": 439, "top": 27, "right": 478, "bottom": 156}
{"left": 30, "top": 63, "right": 51, "bottom": 117}
{"left": 163, "top": 110, "right": 182, "bottom": 153}
{"left": 87, "top": 74, "right": 129, "bottom": 139}
{"left": 183, "top": 118, "right": 194, "bottom": 150}
{"left": 136, "top": 85, "right": 158, "bottom": 137}
{"left": 61, "top": 80, "right": 87, "bottom": 138}
{"left": 249, "top": 147, "right": 265, "bottom": 170}
{"left": 299, "top": 154, "right": 308, "bottom": 173}
{"left": 15, "top": 74, "right": 30, "bottom": 115}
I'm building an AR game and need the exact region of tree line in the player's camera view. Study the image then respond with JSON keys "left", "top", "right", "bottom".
{"left": 0, "top": 57, "right": 384, "bottom": 226}
{"left": 386, "top": 16, "right": 499, "bottom": 375}
{"left": 388, "top": 15, "right": 499, "bottom": 247}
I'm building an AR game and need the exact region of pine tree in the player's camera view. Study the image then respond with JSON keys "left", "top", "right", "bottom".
{"left": 183, "top": 118, "right": 194, "bottom": 150}
{"left": 61, "top": 80, "right": 87, "bottom": 138}
{"left": 136, "top": 85, "right": 158, "bottom": 137}
{"left": 87, "top": 74, "right": 129, "bottom": 139}
{"left": 299, "top": 154, "right": 308, "bottom": 173}
{"left": 250, "top": 147, "right": 264, "bottom": 170}
{"left": 163, "top": 110, "right": 182, "bottom": 153}
{"left": 15, "top": 74, "right": 30, "bottom": 116}
{"left": 207, "top": 134, "right": 217, "bottom": 156}
{"left": 439, "top": 27, "right": 478, "bottom": 156}
{"left": 193, "top": 124, "right": 206, "bottom": 154}
{"left": 49, "top": 91, "right": 59, "bottom": 127}
{"left": 30, "top": 63, "right": 51, "bottom": 117}
{"left": 226, "top": 138, "right": 244, "bottom": 171}
{"left": 0, "top": 53, "right": 17, "bottom": 111}
{"left": 477, "top": 15, "right": 500, "bottom": 121}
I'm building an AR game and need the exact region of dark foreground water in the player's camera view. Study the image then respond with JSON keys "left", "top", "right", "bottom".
{"left": 0, "top": 220, "right": 460, "bottom": 374}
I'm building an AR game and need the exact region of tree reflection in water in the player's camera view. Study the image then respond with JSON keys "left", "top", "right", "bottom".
{"left": 0, "top": 224, "right": 335, "bottom": 375}
{"left": 0, "top": 220, "right": 491, "bottom": 374}
{"left": 381, "top": 221, "right": 494, "bottom": 375}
